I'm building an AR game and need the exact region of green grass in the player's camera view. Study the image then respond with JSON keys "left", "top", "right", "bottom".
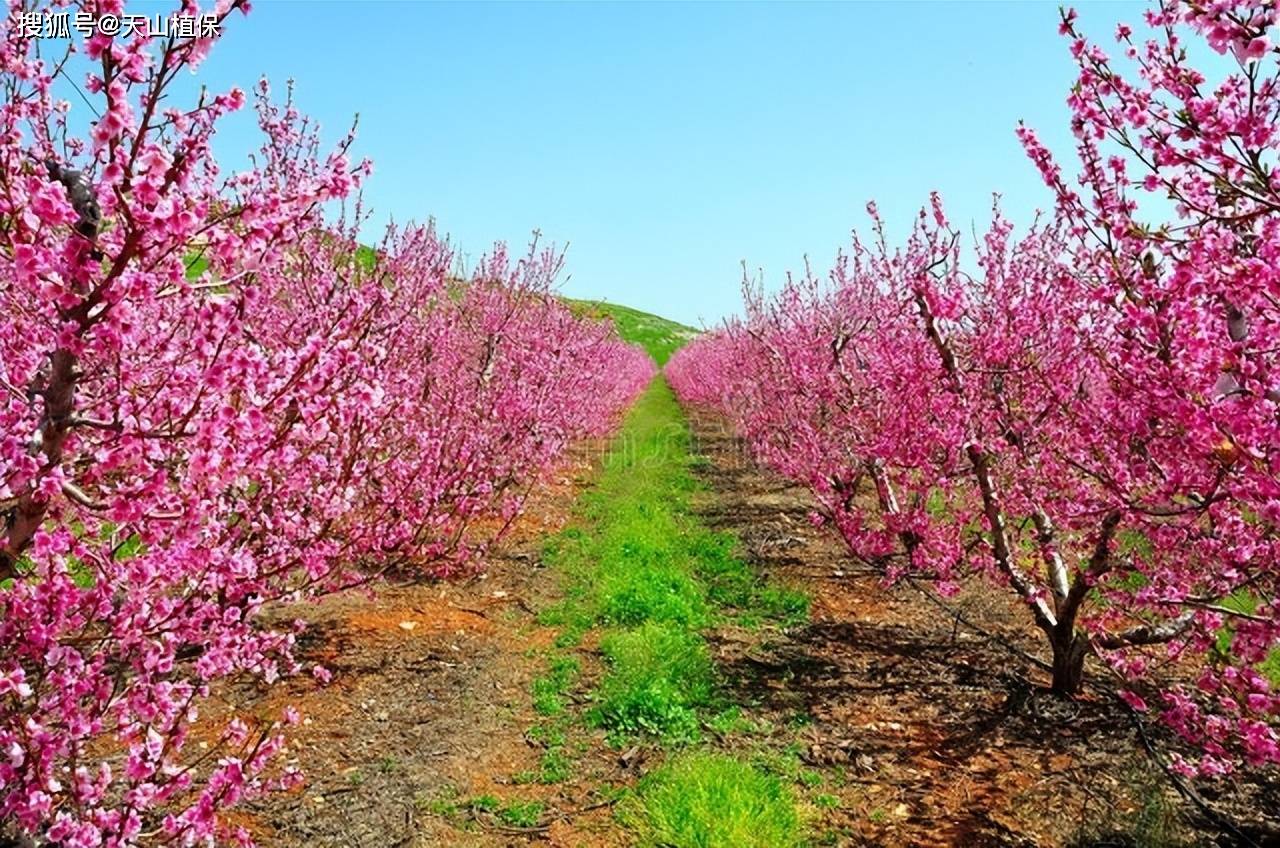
{"left": 599, "top": 561, "right": 708, "bottom": 627}
{"left": 594, "top": 622, "right": 714, "bottom": 739}
{"left": 522, "top": 725, "right": 576, "bottom": 784}
{"left": 527, "top": 374, "right": 807, "bottom": 843}
{"left": 495, "top": 799, "right": 545, "bottom": 828}
{"left": 566, "top": 299, "right": 699, "bottom": 365}
{"left": 541, "top": 380, "right": 807, "bottom": 741}
{"left": 530, "top": 655, "right": 580, "bottom": 717}
{"left": 691, "top": 531, "right": 807, "bottom": 626}
{"left": 622, "top": 752, "right": 804, "bottom": 848}
{"left": 441, "top": 794, "right": 547, "bottom": 830}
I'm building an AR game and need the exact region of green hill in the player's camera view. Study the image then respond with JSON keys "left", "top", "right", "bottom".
{"left": 341, "top": 244, "right": 695, "bottom": 365}
{"left": 567, "top": 299, "right": 699, "bottom": 365}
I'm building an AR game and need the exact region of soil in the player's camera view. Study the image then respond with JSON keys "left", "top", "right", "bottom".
{"left": 684, "top": 407, "right": 1280, "bottom": 848}
{"left": 220, "top": 443, "right": 631, "bottom": 847}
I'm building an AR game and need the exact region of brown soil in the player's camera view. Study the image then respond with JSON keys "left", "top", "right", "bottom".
{"left": 210, "top": 445, "right": 631, "bottom": 847}
{"left": 684, "top": 407, "right": 1280, "bottom": 848}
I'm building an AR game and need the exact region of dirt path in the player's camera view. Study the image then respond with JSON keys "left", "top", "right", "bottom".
{"left": 221, "top": 445, "right": 629, "bottom": 847}
{"left": 684, "top": 407, "right": 1277, "bottom": 848}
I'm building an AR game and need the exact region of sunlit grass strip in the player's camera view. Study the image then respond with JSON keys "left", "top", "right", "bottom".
{"left": 541, "top": 379, "right": 806, "bottom": 741}
{"left": 526, "top": 377, "right": 812, "bottom": 843}
{"left": 621, "top": 752, "right": 804, "bottom": 848}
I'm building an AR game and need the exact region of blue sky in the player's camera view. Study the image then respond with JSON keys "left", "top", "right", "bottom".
{"left": 188, "top": 0, "right": 1147, "bottom": 328}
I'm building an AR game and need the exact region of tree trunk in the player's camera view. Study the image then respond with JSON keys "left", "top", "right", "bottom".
{"left": 1050, "top": 628, "right": 1089, "bottom": 695}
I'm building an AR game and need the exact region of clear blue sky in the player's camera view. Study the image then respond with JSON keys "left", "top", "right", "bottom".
{"left": 189, "top": 0, "right": 1146, "bottom": 328}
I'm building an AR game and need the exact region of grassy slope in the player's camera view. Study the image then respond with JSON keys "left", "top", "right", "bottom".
{"left": 565, "top": 299, "right": 700, "bottom": 366}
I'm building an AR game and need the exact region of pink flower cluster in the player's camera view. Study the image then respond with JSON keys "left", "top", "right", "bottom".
{"left": 0, "top": 2, "right": 653, "bottom": 845}
{"left": 669, "top": 0, "right": 1280, "bottom": 774}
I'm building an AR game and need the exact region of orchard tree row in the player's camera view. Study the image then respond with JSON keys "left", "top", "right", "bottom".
{"left": 0, "top": 1, "right": 654, "bottom": 845}
{"left": 669, "top": 0, "right": 1280, "bottom": 778}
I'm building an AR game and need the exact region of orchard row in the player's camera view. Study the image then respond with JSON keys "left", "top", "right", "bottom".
{"left": 0, "top": 3, "right": 653, "bottom": 845}
{"left": 669, "top": 0, "right": 1280, "bottom": 780}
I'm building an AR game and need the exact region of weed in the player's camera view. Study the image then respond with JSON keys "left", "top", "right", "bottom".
{"left": 510, "top": 769, "right": 538, "bottom": 785}
{"left": 527, "top": 722, "right": 566, "bottom": 748}
{"left": 621, "top": 751, "right": 804, "bottom": 847}
{"left": 420, "top": 795, "right": 459, "bottom": 817}
{"left": 798, "top": 769, "right": 823, "bottom": 789}
{"left": 539, "top": 748, "right": 573, "bottom": 783}
{"left": 706, "top": 706, "right": 751, "bottom": 737}
{"left": 815, "top": 793, "right": 840, "bottom": 810}
{"left": 531, "top": 655, "right": 581, "bottom": 717}
{"left": 465, "top": 795, "right": 496, "bottom": 813}
{"left": 594, "top": 621, "right": 713, "bottom": 739}
{"left": 497, "top": 800, "right": 545, "bottom": 828}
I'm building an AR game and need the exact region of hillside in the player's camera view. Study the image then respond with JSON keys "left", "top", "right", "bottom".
{"left": 566, "top": 298, "right": 700, "bottom": 365}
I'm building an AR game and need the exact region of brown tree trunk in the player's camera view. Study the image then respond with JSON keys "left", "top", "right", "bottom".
{"left": 1, "top": 349, "right": 78, "bottom": 578}
{"left": 1050, "top": 628, "right": 1089, "bottom": 695}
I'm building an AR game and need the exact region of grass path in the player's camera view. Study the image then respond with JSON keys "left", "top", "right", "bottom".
{"left": 404, "top": 377, "right": 819, "bottom": 846}
{"left": 520, "top": 378, "right": 816, "bottom": 846}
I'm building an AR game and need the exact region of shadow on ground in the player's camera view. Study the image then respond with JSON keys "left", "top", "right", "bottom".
{"left": 685, "top": 407, "right": 1280, "bottom": 848}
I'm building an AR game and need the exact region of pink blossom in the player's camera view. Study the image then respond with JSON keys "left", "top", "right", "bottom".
{"left": 0, "top": 4, "right": 653, "bottom": 843}
{"left": 670, "top": 0, "right": 1280, "bottom": 774}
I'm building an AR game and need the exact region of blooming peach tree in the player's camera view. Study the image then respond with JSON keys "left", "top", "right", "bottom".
{"left": 0, "top": 2, "right": 652, "bottom": 845}
{"left": 669, "top": 0, "right": 1280, "bottom": 775}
